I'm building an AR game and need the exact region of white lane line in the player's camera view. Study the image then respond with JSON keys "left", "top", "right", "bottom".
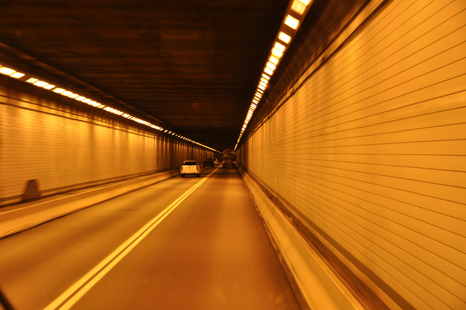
{"left": 44, "top": 167, "right": 219, "bottom": 310}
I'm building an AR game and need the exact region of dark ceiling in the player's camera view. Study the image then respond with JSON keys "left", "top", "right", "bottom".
{"left": 0, "top": 0, "right": 367, "bottom": 151}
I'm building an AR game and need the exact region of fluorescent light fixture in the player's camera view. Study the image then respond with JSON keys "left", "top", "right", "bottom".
{"left": 269, "top": 56, "right": 279, "bottom": 65}
{"left": 285, "top": 15, "right": 299, "bottom": 29}
{"left": 62, "top": 91, "right": 72, "bottom": 96}
{"left": 264, "top": 67, "right": 273, "bottom": 75}
{"left": 278, "top": 32, "right": 291, "bottom": 44}
{"left": 259, "top": 82, "right": 267, "bottom": 88}
{"left": 76, "top": 96, "right": 86, "bottom": 101}
{"left": 260, "top": 77, "right": 269, "bottom": 84}
{"left": 44, "top": 84, "right": 55, "bottom": 90}
{"left": 262, "top": 73, "right": 270, "bottom": 80}
{"left": 68, "top": 93, "right": 79, "bottom": 98}
{"left": 274, "top": 42, "right": 286, "bottom": 52}
{"left": 272, "top": 48, "right": 283, "bottom": 58}
{"left": 53, "top": 88, "right": 65, "bottom": 93}
{"left": 251, "top": 103, "right": 257, "bottom": 109}
{"left": 253, "top": 99, "right": 259, "bottom": 104}
{"left": 26, "top": 78, "right": 38, "bottom": 83}
{"left": 257, "top": 89, "right": 264, "bottom": 94}
{"left": 0, "top": 67, "right": 15, "bottom": 75}
{"left": 33, "top": 81, "right": 48, "bottom": 87}
{"left": 11, "top": 72, "right": 25, "bottom": 78}
{"left": 300, "top": 0, "right": 311, "bottom": 4}
{"left": 291, "top": 0, "right": 307, "bottom": 14}
{"left": 266, "top": 62, "right": 276, "bottom": 71}
{"left": 98, "top": 104, "right": 105, "bottom": 108}
{"left": 83, "top": 99, "right": 91, "bottom": 103}
{"left": 258, "top": 84, "right": 266, "bottom": 90}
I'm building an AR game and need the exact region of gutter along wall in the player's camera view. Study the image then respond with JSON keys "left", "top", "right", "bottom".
{"left": 0, "top": 78, "right": 213, "bottom": 207}
{"left": 237, "top": 1, "right": 466, "bottom": 309}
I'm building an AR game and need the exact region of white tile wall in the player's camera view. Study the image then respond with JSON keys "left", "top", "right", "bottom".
{"left": 0, "top": 82, "right": 212, "bottom": 206}
{"left": 239, "top": 1, "right": 466, "bottom": 309}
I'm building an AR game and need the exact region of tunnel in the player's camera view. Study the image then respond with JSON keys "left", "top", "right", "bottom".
{"left": 0, "top": 0, "right": 465, "bottom": 309}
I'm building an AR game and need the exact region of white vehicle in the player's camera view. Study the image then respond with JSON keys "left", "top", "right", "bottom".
{"left": 180, "top": 160, "right": 200, "bottom": 177}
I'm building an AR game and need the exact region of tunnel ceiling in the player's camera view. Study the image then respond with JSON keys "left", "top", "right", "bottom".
{"left": 0, "top": 0, "right": 361, "bottom": 151}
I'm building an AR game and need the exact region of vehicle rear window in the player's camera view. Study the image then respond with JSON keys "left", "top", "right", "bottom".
{"left": 183, "top": 161, "right": 197, "bottom": 165}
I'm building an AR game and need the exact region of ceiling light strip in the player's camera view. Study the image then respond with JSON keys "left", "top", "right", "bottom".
{"left": 0, "top": 63, "right": 220, "bottom": 153}
{"left": 234, "top": 0, "right": 313, "bottom": 150}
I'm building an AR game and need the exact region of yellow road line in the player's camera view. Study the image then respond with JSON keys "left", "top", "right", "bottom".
{"left": 44, "top": 167, "right": 219, "bottom": 310}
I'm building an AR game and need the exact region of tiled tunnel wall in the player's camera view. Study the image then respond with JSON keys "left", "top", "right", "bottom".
{"left": 0, "top": 80, "right": 213, "bottom": 206}
{"left": 238, "top": 1, "right": 466, "bottom": 309}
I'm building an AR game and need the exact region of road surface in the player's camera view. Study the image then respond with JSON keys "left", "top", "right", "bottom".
{"left": 0, "top": 167, "right": 301, "bottom": 310}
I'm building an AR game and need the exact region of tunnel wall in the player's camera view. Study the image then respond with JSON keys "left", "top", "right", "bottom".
{"left": 0, "top": 79, "right": 212, "bottom": 206}
{"left": 238, "top": 1, "right": 466, "bottom": 309}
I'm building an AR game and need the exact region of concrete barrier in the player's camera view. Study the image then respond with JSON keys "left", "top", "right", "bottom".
{"left": 239, "top": 167, "right": 364, "bottom": 310}
{"left": 0, "top": 170, "right": 179, "bottom": 239}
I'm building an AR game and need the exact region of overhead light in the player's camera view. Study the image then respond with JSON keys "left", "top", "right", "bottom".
{"left": 291, "top": 0, "right": 307, "bottom": 14}
{"left": 262, "top": 73, "right": 270, "bottom": 80}
{"left": 68, "top": 93, "right": 79, "bottom": 98}
{"left": 257, "top": 89, "right": 264, "bottom": 94}
{"left": 260, "top": 77, "right": 269, "bottom": 84}
{"left": 26, "top": 78, "right": 38, "bottom": 83}
{"left": 62, "top": 91, "right": 72, "bottom": 96}
{"left": 251, "top": 103, "right": 257, "bottom": 109}
{"left": 272, "top": 48, "right": 283, "bottom": 58}
{"left": 33, "top": 80, "right": 48, "bottom": 87}
{"left": 83, "top": 99, "right": 91, "bottom": 103}
{"left": 259, "top": 82, "right": 267, "bottom": 88}
{"left": 0, "top": 67, "right": 15, "bottom": 75}
{"left": 253, "top": 99, "right": 259, "bottom": 104}
{"left": 53, "top": 88, "right": 66, "bottom": 93}
{"left": 274, "top": 42, "right": 286, "bottom": 52}
{"left": 300, "top": 0, "right": 311, "bottom": 4}
{"left": 269, "top": 56, "right": 279, "bottom": 65}
{"left": 278, "top": 32, "right": 291, "bottom": 44}
{"left": 285, "top": 15, "right": 299, "bottom": 29}
{"left": 11, "top": 72, "right": 25, "bottom": 78}
{"left": 44, "top": 84, "right": 55, "bottom": 90}
{"left": 258, "top": 84, "right": 266, "bottom": 90}
{"left": 266, "top": 62, "right": 276, "bottom": 71}
{"left": 76, "top": 96, "right": 86, "bottom": 101}
{"left": 264, "top": 67, "right": 273, "bottom": 75}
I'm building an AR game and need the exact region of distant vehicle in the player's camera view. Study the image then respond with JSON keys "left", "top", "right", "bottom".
{"left": 180, "top": 160, "right": 200, "bottom": 177}
{"left": 203, "top": 158, "right": 215, "bottom": 168}
{"left": 222, "top": 149, "right": 236, "bottom": 168}
{"left": 213, "top": 158, "right": 219, "bottom": 165}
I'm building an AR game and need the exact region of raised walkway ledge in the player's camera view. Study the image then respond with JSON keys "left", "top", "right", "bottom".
{"left": 239, "top": 167, "right": 365, "bottom": 310}
{"left": 0, "top": 169, "right": 179, "bottom": 239}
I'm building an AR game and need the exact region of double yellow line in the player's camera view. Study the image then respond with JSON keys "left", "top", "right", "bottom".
{"left": 45, "top": 167, "right": 219, "bottom": 310}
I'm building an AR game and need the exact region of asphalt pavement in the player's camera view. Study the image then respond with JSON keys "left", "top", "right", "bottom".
{"left": 0, "top": 167, "right": 301, "bottom": 310}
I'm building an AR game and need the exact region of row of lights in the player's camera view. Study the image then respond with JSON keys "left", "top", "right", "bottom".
{"left": 0, "top": 64, "right": 220, "bottom": 153}
{"left": 234, "top": 0, "right": 312, "bottom": 150}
